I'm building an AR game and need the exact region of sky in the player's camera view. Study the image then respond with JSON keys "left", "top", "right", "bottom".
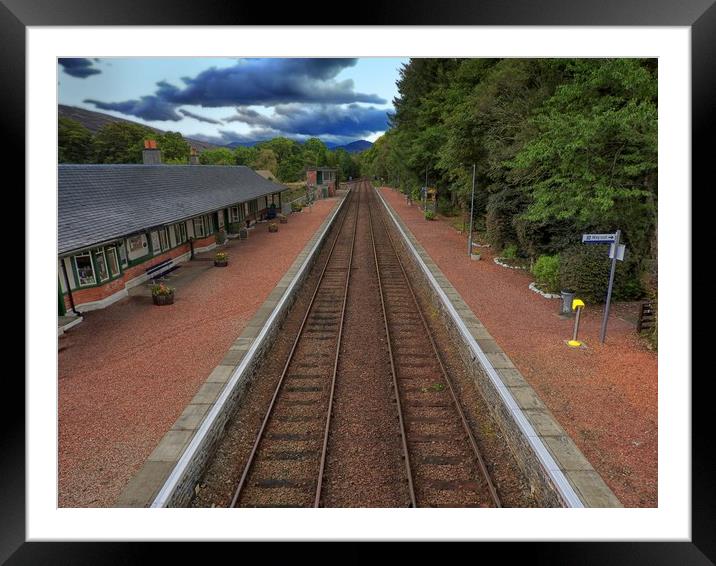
{"left": 58, "top": 57, "right": 407, "bottom": 146}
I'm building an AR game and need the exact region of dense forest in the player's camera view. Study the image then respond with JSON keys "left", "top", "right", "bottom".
{"left": 360, "top": 58, "right": 658, "bottom": 303}
{"left": 58, "top": 118, "right": 362, "bottom": 183}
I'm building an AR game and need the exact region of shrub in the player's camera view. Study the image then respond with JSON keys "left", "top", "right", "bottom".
{"left": 501, "top": 244, "right": 518, "bottom": 259}
{"left": 532, "top": 254, "right": 560, "bottom": 293}
{"left": 227, "top": 222, "right": 242, "bottom": 234}
{"left": 485, "top": 187, "right": 528, "bottom": 249}
{"left": 291, "top": 202, "right": 303, "bottom": 212}
{"left": 437, "top": 196, "right": 458, "bottom": 216}
{"left": 424, "top": 210, "right": 436, "bottom": 220}
{"left": 559, "top": 244, "right": 644, "bottom": 303}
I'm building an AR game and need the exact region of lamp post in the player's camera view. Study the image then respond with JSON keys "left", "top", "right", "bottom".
{"left": 467, "top": 163, "right": 476, "bottom": 256}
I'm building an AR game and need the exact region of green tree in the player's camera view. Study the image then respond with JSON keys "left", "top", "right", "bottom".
{"left": 233, "top": 145, "right": 258, "bottom": 166}
{"left": 199, "top": 147, "right": 236, "bottom": 165}
{"left": 253, "top": 148, "right": 278, "bottom": 174}
{"left": 92, "top": 122, "right": 153, "bottom": 164}
{"left": 156, "top": 131, "right": 191, "bottom": 163}
{"left": 58, "top": 117, "right": 94, "bottom": 163}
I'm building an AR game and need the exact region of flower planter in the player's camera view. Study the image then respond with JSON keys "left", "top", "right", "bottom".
{"left": 152, "top": 292, "right": 174, "bottom": 306}
{"left": 214, "top": 260, "right": 228, "bottom": 267}
{"left": 279, "top": 215, "right": 288, "bottom": 224}
{"left": 268, "top": 223, "right": 279, "bottom": 233}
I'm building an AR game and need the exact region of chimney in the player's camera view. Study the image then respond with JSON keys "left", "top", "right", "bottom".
{"left": 142, "top": 139, "right": 162, "bottom": 165}
{"left": 190, "top": 147, "right": 199, "bottom": 165}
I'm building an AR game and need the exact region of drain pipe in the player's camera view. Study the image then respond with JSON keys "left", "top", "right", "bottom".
{"left": 189, "top": 237, "right": 195, "bottom": 260}
{"left": 60, "top": 259, "right": 79, "bottom": 316}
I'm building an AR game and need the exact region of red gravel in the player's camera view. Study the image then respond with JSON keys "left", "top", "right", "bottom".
{"left": 379, "top": 187, "right": 658, "bottom": 507}
{"left": 58, "top": 198, "right": 339, "bottom": 507}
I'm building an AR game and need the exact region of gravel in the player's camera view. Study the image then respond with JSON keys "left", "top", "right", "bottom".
{"left": 193, "top": 182, "right": 535, "bottom": 508}
{"left": 58, "top": 198, "right": 340, "bottom": 507}
{"left": 379, "top": 187, "right": 658, "bottom": 507}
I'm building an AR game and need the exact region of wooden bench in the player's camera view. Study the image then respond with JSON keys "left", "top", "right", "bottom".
{"left": 146, "top": 258, "right": 179, "bottom": 281}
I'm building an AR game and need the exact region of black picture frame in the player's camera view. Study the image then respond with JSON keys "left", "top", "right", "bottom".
{"left": 6, "top": 0, "right": 708, "bottom": 562}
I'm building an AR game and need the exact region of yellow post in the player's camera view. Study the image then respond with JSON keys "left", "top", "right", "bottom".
{"left": 567, "top": 298, "right": 585, "bottom": 347}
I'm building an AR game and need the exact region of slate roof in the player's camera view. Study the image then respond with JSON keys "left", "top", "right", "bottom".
{"left": 59, "top": 164, "right": 287, "bottom": 255}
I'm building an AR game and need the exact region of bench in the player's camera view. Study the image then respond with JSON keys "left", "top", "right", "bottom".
{"left": 146, "top": 258, "right": 179, "bottom": 281}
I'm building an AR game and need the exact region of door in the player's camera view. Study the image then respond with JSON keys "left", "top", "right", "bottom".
{"left": 58, "top": 280, "right": 66, "bottom": 316}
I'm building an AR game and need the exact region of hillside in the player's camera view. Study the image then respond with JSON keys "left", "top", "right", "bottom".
{"left": 227, "top": 139, "right": 373, "bottom": 152}
{"left": 331, "top": 140, "right": 373, "bottom": 153}
{"left": 58, "top": 104, "right": 220, "bottom": 152}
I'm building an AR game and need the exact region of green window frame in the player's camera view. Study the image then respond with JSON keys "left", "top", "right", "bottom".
{"left": 159, "top": 227, "right": 170, "bottom": 252}
{"left": 74, "top": 252, "right": 96, "bottom": 287}
{"left": 174, "top": 222, "right": 187, "bottom": 244}
{"left": 106, "top": 247, "right": 120, "bottom": 278}
{"left": 94, "top": 249, "right": 110, "bottom": 282}
{"left": 193, "top": 217, "right": 206, "bottom": 238}
{"left": 230, "top": 205, "right": 245, "bottom": 222}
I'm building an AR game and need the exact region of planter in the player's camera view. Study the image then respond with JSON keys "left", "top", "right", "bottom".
{"left": 268, "top": 223, "right": 279, "bottom": 233}
{"left": 279, "top": 215, "right": 288, "bottom": 224}
{"left": 214, "top": 260, "right": 228, "bottom": 267}
{"left": 152, "top": 292, "right": 174, "bottom": 306}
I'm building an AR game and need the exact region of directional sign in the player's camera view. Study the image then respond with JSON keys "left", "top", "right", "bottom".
{"left": 582, "top": 233, "right": 617, "bottom": 244}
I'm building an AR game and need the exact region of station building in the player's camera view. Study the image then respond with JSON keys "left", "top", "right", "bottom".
{"left": 58, "top": 143, "right": 287, "bottom": 314}
{"left": 306, "top": 167, "right": 337, "bottom": 197}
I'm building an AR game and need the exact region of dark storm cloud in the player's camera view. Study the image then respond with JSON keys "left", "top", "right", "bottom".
{"left": 84, "top": 95, "right": 182, "bottom": 121}
{"left": 83, "top": 58, "right": 386, "bottom": 121}
{"left": 178, "top": 109, "right": 224, "bottom": 125}
{"left": 222, "top": 104, "right": 389, "bottom": 138}
{"left": 59, "top": 58, "right": 102, "bottom": 78}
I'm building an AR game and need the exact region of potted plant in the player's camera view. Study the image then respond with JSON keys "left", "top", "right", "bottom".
{"left": 214, "top": 251, "right": 229, "bottom": 267}
{"left": 151, "top": 283, "right": 175, "bottom": 305}
{"left": 278, "top": 213, "right": 288, "bottom": 224}
{"left": 268, "top": 222, "right": 279, "bottom": 233}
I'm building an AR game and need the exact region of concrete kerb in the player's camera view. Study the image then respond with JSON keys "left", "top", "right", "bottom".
{"left": 375, "top": 188, "right": 621, "bottom": 508}
{"left": 115, "top": 194, "right": 348, "bottom": 508}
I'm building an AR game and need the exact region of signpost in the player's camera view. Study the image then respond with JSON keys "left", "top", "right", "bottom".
{"left": 467, "top": 163, "right": 476, "bottom": 256}
{"left": 582, "top": 230, "right": 625, "bottom": 344}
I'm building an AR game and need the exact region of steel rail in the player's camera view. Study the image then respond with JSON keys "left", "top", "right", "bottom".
{"left": 313, "top": 182, "right": 362, "bottom": 507}
{"left": 230, "top": 187, "right": 357, "bottom": 508}
{"left": 370, "top": 188, "right": 502, "bottom": 508}
{"left": 367, "top": 187, "right": 417, "bottom": 508}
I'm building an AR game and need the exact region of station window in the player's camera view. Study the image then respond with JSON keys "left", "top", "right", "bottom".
{"left": 193, "top": 217, "right": 206, "bottom": 238}
{"left": 74, "top": 253, "right": 96, "bottom": 286}
{"left": 106, "top": 247, "right": 120, "bottom": 277}
{"left": 94, "top": 249, "right": 110, "bottom": 282}
{"left": 174, "top": 222, "right": 187, "bottom": 244}
{"left": 231, "top": 204, "right": 245, "bottom": 222}
{"left": 159, "top": 227, "right": 170, "bottom": 252}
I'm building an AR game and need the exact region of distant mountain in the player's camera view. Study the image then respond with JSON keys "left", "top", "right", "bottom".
{"left": 58, "top": 104, "right": 221, "bottom": 152}
{"left": 227, "top": 139, "right": 374, "bottom": 153}
{"left": 225, "top": 141, "right": 259, "bottom": 148}
{"left": 331, "top": 140, "right": 373, "bottom": 153}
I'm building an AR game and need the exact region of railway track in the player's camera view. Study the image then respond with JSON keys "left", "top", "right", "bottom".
{"left": 367, "top": 187, "right": 502, "bottom": 508}
{"left": 230, "top": 186, "right": 360, "bottom": 508}
{"left": 229, "top": 180, "right": 500, "bottom": 507}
